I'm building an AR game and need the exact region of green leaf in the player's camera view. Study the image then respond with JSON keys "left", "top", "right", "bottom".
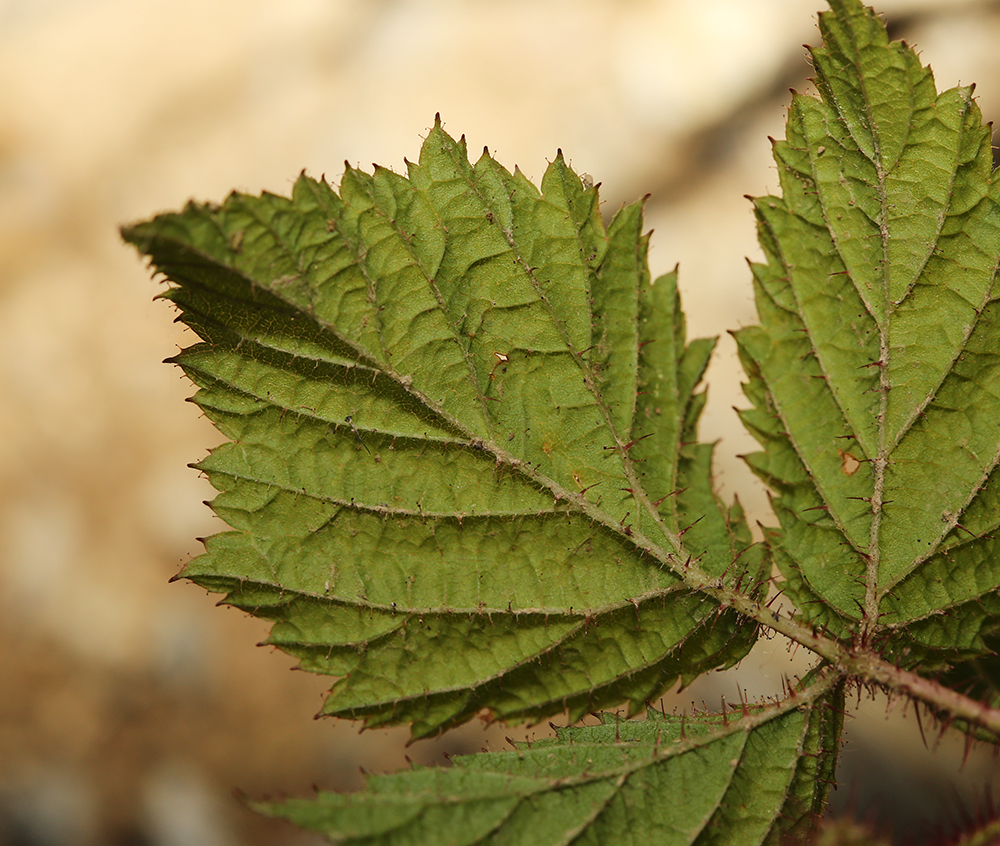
{"left": 255, "top": 679, "right": 844, "bottom": 846}
{"left": 122, "top": 118, "right": 766, "bottom": 738}
{"left": 735, "top": 0, "right": 1000, "bottom": 665}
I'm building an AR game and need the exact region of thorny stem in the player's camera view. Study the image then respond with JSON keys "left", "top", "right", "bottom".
{"left": 843, "top": 651, "right": 1000, "bottom": 739}
{"left": 719, "top": 583, "right": 1000, "bottom": 740}
{"left": 394, "top": 406, "right": 1000, "bottom": 742}
{"left": 562, "top": 483, "right": 1000, "bottom": 741}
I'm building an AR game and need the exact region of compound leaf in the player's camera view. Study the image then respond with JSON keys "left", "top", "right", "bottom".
{"left": 123, "top": 118, "right": 766, "bottom": 738}
{"left": 735, "top": 0, "right": 1000, "bottom": 666}
{"left": 255, "top": 679, "right": 844, "bottom": 846}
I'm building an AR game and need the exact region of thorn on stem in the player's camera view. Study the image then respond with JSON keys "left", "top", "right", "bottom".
{"left": 622, "top": 433, "right": 654, "bottom": 452}
{"left": 678, "top": 514, "right": 705, "bottom": 537}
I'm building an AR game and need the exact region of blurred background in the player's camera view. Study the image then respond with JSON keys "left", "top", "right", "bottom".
{"left": 3, "top": 1, "right": 1000, "bottom": 844}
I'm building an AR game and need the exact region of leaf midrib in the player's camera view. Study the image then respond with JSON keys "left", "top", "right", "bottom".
{"left": 347, "top": 169, "right": 499, "bottom": 437}
{"left": 827, "top": 43, "right": 1000, "bottom": 614}
{"left": 171, "top": 192, "right": 710, "bottom": 591}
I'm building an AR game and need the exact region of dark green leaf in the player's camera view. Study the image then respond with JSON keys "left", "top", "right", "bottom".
{"left": 123, "top": 119, "right": 765, "bottom": 737}
{"left": 735, "top": 0, "right": 1000, "bottom": 666}
{"left": 256, "top": 680, "right": 844, "bottom": 846}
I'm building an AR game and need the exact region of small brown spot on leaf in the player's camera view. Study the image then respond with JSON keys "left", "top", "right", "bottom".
{"left": 839, "top": 449, "right": 861, "bottom": 476}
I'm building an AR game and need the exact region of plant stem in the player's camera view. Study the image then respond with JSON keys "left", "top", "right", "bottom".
{"left": 845, "top": 651, "right": 1000, "bottom": 739}
{"left": 722, "top": 586, "right": 1000, "bottom": 740}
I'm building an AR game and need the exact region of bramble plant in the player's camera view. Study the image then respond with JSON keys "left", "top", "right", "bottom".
{"left": 123, "top": 0, "right": 1000, "bottom": 842}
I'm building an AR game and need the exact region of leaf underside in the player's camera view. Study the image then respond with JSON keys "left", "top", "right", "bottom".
{"left": 123, "top": 117, "right": 766, "bottom": 738}
{"left": 735, "top": 0, "right": 1000, "bottom": 670}
{"left": 255, "top": 681, "right": 843, "bottom": 846}
{"left": 120, "top": 0, "right": 1000, "bottom": 838}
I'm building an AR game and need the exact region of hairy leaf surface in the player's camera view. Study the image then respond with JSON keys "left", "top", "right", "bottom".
{"left": 123, "top": 119, "right": 765, "bottom": 737}
{"left": 255, "top": 680, "right": 843, "bottom": 845}
{"left": 735, "top": 0, "right": 1000, "bottom": 665}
